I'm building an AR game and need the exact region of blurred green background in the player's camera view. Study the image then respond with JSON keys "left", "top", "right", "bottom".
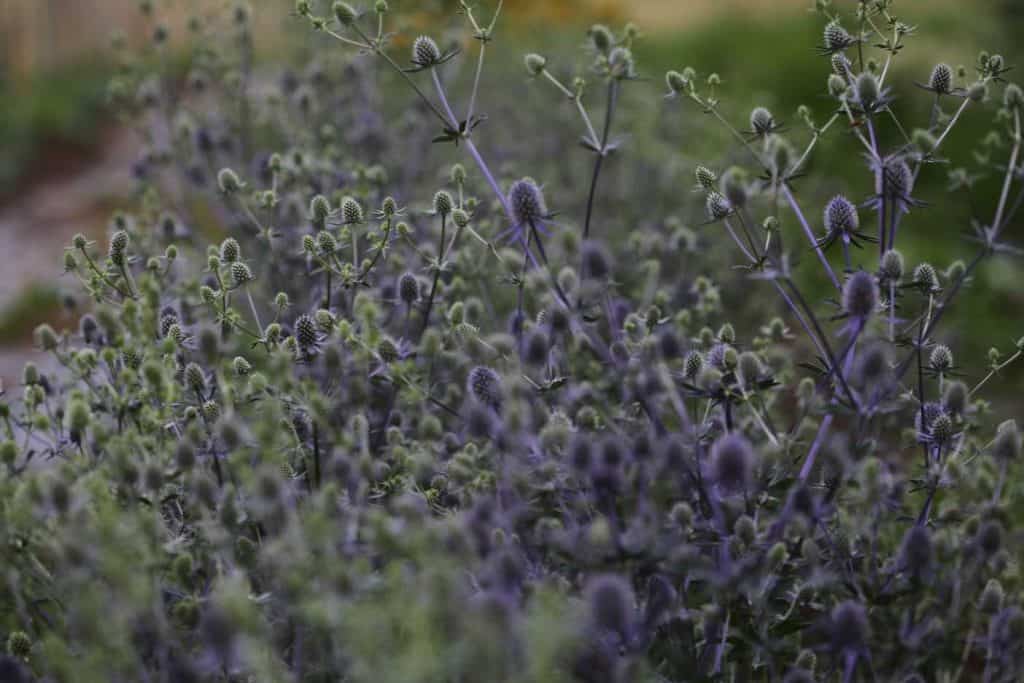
{"left": 1, "top": 0, "right": 1021, "bottom": 393}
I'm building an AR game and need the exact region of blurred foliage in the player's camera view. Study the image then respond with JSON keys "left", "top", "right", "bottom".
{"left": 0, "top": 286, "right": 63, "bottom": 347}
{"left": 0, "top": 63, "right": 111, "bottom": 200}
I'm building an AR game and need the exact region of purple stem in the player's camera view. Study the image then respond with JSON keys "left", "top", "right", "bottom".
{"left": 723, "top": 218, "right": 755, "bottom": 262}
{"left": 799, "top": 327, "right": 858, "bottom": 481}
{"left": 782, "top": 185, "right": 841, "bottom": 290}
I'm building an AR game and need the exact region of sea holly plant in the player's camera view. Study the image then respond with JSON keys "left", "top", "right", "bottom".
{"left": 0, "top": 0, "right": 1023, "bottom": 681}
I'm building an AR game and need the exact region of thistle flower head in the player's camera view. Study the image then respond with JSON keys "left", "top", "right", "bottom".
{"left": 508, "top": 178, "right": 547, "bottom": 227}
{"left": 736, "top": 351, "right": 763, "bottom": 390}
{"left": 220, "top": 237, "right": 241, "bottom": 263}
{"left": 831, "top": 53, "right": 851, "bottom": 76}
{"left": 588, "top": 24, "right": 615, "bottom": 54}
{"left": 110, "top": 230, "right": 129, "bottom": 254}
{"left": 184, "top": 362, "right": 206, "bottom": 394}
{"left": 332, "top": 1, "right": 357, "bottom": 25}
{"left": 450, "top": 164, "right": 467, "bottom": 185}
{"left": 231, "top": 262, "right": 254, "bottom": 286}
{"left": 34, "top": 323, "right": 59, "bottom": 351}
{"left": 433, "top": 190, "right": 454, "bottom": 216}
{"left": 915, "top": 401, "right": 948, "bottom": 438}
{"left": 582, "top": 240, "right": 612, "bottom": 280}
{"left": 341, "top": 196, "right": 363, "bottom": 225}
{"left": 880, "top": 249, "right": 904, "bottom": 281}
{"left": 524, "top": 330, "right": 550, "bottom": 366}
{"left": 767, "top": 136, "right": 794, "bottom": 177}
{"left": 930, "top": 412, "right": 954, "bottom": 443}
{"left": 683, "top": 350, "right": 704, "bottom": 379}
{"left": 695, "top": 165, "right": 717, "bottom": 190}
{"left": 707, "top": 342, "right": 730, "bottom": 371}
{"left": 217, "top": 167, "right": 243, "bottom": 194}
{"left": 316, "top": 230, "right": 337, "bottom": 255}
{"left": 822, "top": 21, "right": 855, "bottom": 53}
{"left": 666, "top": 69, "right": 689, "bottom": 95}
{"left": 451, "top": 208, "right": 470, "bottom": 228}
{"left": 720, "top": 167, "right": 749, "bottom": 207}
{"left": 830, "top": 600, "right": 869, "bottom": 652}
{"left": 398, "top": 272, "right": 420, "bottom": 305}
{"left": 1004, "top": 83, "right": 1024, "bottom": 110}
{"left": 705, "top": 192, "right": 732, "bottom": 220}
{"left": 585, "top": 574, "right": 634, "bottom": 640}
{"left": 658, "top": 330, "right": 681, "bottom": 359}
{"left": 853, "top": 343, "right": 890, "bottom": 387}
{"left": 412, "top": 36, "right": 442, "bottom": 69}
{"left": 900, "top": 524, "right": 933, "bottom": 575}
{"left": 309, "top": 194, "right": 332, "bottom": 226}
{"left": 711, "top": 433, "right": 756, "bottom": 493}
{"left": 980, "top": 580, "right": 1005, "bottom": 614}
{"left": 749, "top": 106, "right": 775, "bottom": 136}
{"left": 232, "top": 356, "right": 252, "bottom": 376}
{"left": 928, "top": 63, "right": 953, "bottom": 94}
{"left": 294, "top": 314, "right": 318, "bottom": 349}
{"left": 6, "top": 631, "right": 31, "bottom": 660}
{"left": 607, "top": 47, "right": 636, "bottom": 80}
{"left": 976, "top": 520, "right": 1003, "bottom": 556}
{"left": 929, "top": 344, "right": 954, "bottom": 372}
{"left": 468, "top": 366, "right": 502, "bottom": 407}
{"left": 882, "top": 157, "right": 914, "bottom": 199}
{"left": 912, "top": 262, "right": 940, "bottom": 293}
{"left": 827, "top": 73, "right": 848, "bottom": 99}
{"left": 992, "top": 420, "right": 1021, "bottom": 461}
{"left": 824, "top": 195, "right": 859, "bottom": 237}
{"left": 842, "top": 271, "right": 878, "bottom": 319}
{"left": 942, "top": 380, "right": 968, "bottom": 416}
{"left": 856, "top": 71, "right": 881, "bottom": 109}
{"left": 524, "top": 53, "right": 547, "bottom": 76}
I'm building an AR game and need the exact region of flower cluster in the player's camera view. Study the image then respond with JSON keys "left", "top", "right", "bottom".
{"left": 0, "top": 1, "right": 1022, "bottom": 682}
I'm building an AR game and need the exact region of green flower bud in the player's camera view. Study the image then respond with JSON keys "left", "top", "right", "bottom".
{"left": 525, "top": 53, "right": 547, "bottom": 76}
{"left": 666, "top": 70, "right": 688, "bottom": 94}
{"left": 1004, "top": 83, "right": 1024, "bottom": 110}
{"left": 341, "top": 196, "right": 363, "bottom": 224}
{"left": 220, "top": 237, "right": 241, "bottom": 263}
{"left": 451, "top": 208, "right": 470, "bottom": 228}
{"left": 217, "top": 167, "right": 243, "bottom": 194}
{"left": 34, "top": 324, "right": 59, "bottom": 351}
{"left": 22, "top": 362, "right": 39, "bottom": 386}
{"left": 0, "top": 440, "right": 18, "bottom": 466}
{"left": 433, "top": 190, "right": 454, "bottom": 217}
{"left": 588, "top": 24, "right": 614, "bottom": 53}
{"left": 980, "top": 578, "right": 1004, "bottom": 613}
{"left": 333, "top": 1, "right": 358, "bottom": 25}
{"left": 233, "top": 356, "right": 252, "bottom": 376}
{"left": 6, "top": 630, "right": 31, "bottom": 659}
{"left": 67, "top": 398, "right": 92, "bottom": 436}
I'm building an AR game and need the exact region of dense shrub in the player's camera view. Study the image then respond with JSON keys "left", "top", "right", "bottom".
{"left": 1, "top": 0, "right": 1023, "bottom": 681}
